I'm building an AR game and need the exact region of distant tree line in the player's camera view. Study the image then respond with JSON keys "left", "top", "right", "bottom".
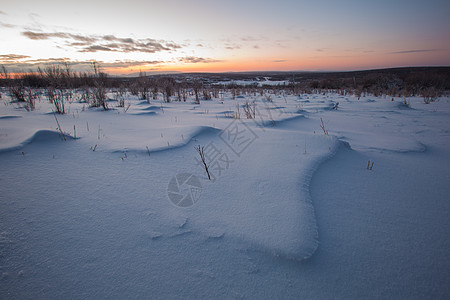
{"left": 1, "top": 64, "right": 449, "bottom": 112}
{"left": 304, "top": 67, "right": 450, "bottom": 98}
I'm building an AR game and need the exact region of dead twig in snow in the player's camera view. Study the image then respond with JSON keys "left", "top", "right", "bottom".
{"left": 195, "top": 145, "right": 211, "bottom": 180}
{"left": 320, "top": 118, "right": 328, "bottom": 136}
{"left": 52, "top": 110, "right": 66, "bottom": 141}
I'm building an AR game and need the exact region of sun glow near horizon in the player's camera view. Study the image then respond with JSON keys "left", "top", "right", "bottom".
{"left": 1, "top": 0, "right": 450, "bottom": 75}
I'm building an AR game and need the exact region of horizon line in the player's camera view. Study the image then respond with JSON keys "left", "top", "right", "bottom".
{"left": 4, "top": 65, "right": 449, "bottom": 78}
{"left": 114, "top": 65, "right": 450, "bottom": 77}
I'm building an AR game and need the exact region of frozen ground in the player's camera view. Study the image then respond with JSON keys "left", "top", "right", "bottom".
{"left": 0, "top": 89, "right": 449, "bottom": 299}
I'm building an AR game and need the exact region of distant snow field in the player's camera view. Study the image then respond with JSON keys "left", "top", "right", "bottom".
{"left": 1, "top": 89, "right": 449, "bottom": 299}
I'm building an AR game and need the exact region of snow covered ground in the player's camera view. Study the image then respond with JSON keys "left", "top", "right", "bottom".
{"left": 0, "top": 89, "right": 449, "bottom": 299}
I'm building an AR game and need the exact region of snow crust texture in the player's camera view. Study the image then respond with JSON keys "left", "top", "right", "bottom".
{"left": 1, "top": 90, "right": 449, "bottom": 298}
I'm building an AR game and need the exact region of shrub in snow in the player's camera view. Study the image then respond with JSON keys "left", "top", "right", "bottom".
{"left": 195, "top": 145, "right": 211, "bottom": 180}
{"left": 244, "top": 101, "right": 256, "bottom": 119}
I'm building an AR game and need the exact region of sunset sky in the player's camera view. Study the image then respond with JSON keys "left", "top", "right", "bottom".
{"left": 1, "top": 0, "right": 450, "bottom": 75}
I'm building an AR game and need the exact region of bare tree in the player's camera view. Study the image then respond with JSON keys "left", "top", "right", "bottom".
{"left": 91, "top": 61, "right": 108, "bottom": 110}
{"left": 159, "top": 77, "right": 174, "bottom": 103}
{"left": 137, "top": 71, "right": 151, "bottom": 101}
{"left": 192, "top": 80, "right": 202, "bottom": 104}
{"left": 42, "top": 65, "right": 67, "bottom": 114}
{"left": 2, "top": 66, "right": 36, "bottom": 110}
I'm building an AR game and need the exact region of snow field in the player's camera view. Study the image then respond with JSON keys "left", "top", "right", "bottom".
{"left": 1, "top": 89, "right": 449, "bottom": 298}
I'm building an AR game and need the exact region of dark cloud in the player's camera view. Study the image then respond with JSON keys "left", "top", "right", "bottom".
{"left": 225, "top": 44, "right": 241, "bottom": 50}
{"left": 180, "top": 56, "right": 223, "bottom": 64}
{"left": 0, "top": 57, "right": 78, "bottom": 72}
{"left": 165, "top": 42, "right": 182, "bottom": 50}
{"left": 104, "top": 43, "right": 120, "bottom": 48}
{"left": 0, "top": 54, "right": 31, "bottom": 61}
{"left": 103, "top": 36, "right": 134, "bottom": 44}
{"left": 80, "top": 45, "right": 114, "bottom": 52}
{"left": 21, "top": 31, "right": 182, "bottom": 54}
{"left": 68, "top": 34, "right": 97, "bottom": 43}
{"left": 69, "top": 42, "right": 91, "bottom": 47}
{"left": 102, "top": 35, "right": 115, "bottom": 41}
{"left": 390, "top": 49, "right": 438, "bottom": 54}
{"left": 272, "top": 60, "right": 287, "bottom": 63}
{"left": 22, "top": 31, "right": 97, "bottom": 43}
{"left": 22, "top": 31, "right": 67, "bottom": 40}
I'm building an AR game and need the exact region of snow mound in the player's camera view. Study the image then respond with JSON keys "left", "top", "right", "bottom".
{"left": 265, "top": 114, "right": 306, "bottom": 128}
{"left": 132, "top": 111, "right": 157, "bottom": 116}
{"left": 107, "top": 125, "right": 222, "bottom": 153}
{"left": 396, "top": 101, "right": 413, "bottom": 110}
{"left": 337, "top": 130, "right": 426, "bottom": 153}
{"left": 160, "top": 129, "right": 342, "bottom": 260}
{"left": 0, "top": 115, "right": 22, "bottom": 120}
{"left": 139, "top": 105, "right": 162, "bottom": 111}
{"left": 0, "top": 130, "right": 72, "bottom": 153}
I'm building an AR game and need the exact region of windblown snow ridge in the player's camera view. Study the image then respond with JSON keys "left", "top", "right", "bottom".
{"left": 176, "top": 127, "right": 346, "bottom": 261}
{"left": 110, "top": 125, "right": 221, "bottom": 154}
{"left": 299, "top": 138, "right": 351, "bottom": 260}
{"left": 0, "top": 130, "right": 73, "bottom": 153}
